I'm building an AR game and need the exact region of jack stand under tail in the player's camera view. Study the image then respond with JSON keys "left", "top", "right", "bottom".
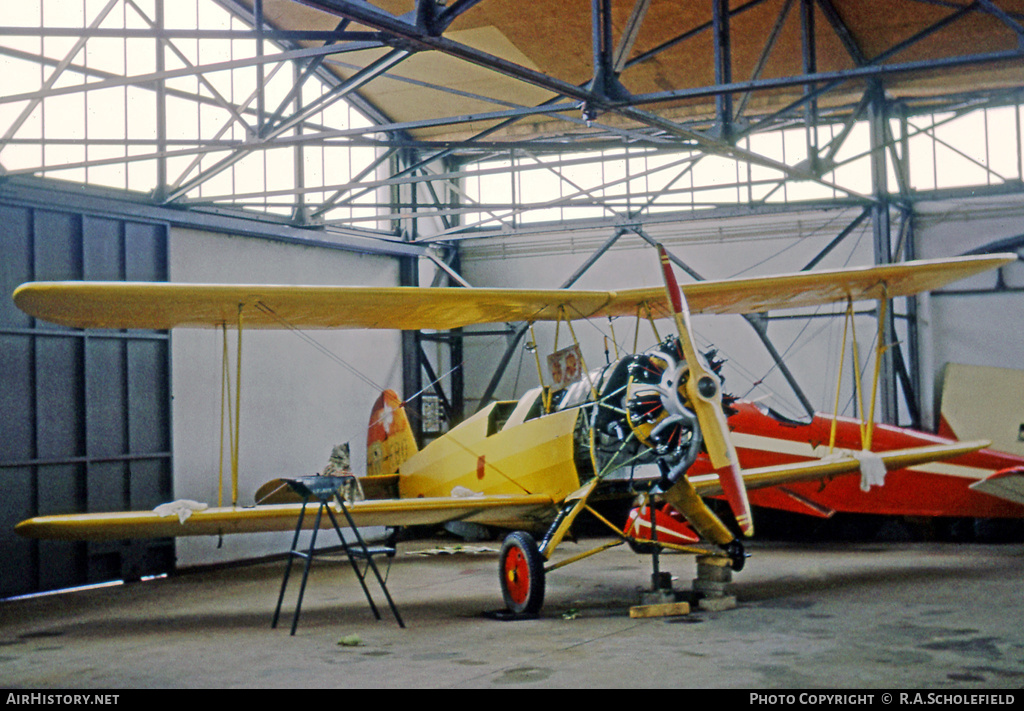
{"left": 692, "top": 554, "right": 737, "bottom": 611}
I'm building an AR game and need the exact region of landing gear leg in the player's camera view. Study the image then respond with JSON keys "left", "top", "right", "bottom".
{"left": 499, "top": 531, "right": 546, "bottom": 615}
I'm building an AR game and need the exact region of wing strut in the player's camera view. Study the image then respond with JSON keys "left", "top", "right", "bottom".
{"left": 864, "top": 286, "right": 890, "bottom": 450}
{"left": 827, "top": 287, "right": 891, "bottom": 453}
{"left": 218, "top": 307, "right": 244, "bottom": 507}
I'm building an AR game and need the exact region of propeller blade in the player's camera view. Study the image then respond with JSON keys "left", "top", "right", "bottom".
{"left": 657, "top": 244, "right": 754, "bottom": 536}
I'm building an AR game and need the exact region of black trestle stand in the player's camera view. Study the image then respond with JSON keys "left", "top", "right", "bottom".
{"left": 272, "top": 475, "right": 405, "bottom": 634}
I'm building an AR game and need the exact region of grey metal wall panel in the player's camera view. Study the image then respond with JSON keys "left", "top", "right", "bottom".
{"left": 83, "top": 216, "right": 124, "bottom": 280}
{"left": 129, "top": 459, "right": 170, "bottom": 512}
{"left": 39, "top": 538, "right": 86, "bottom": 592}
{"left": 33, "top": 211, "right": 82, "bottom": 282}
{"left": 1, "top": 200, "right": 172, "bottom": 597}
{"left": 86, "top": 338, "right": 128, "bottom": 459}
{"left": 0, "top": 467, "right": 36, "bottom": 588}
{"left": 35, "top": 337, "right": 85, "bottom": 461}
{"left": 125, "top": 222, "right": 167, "bottom": 281}
{"left": 0, "top": 335, "right": 33, "bottom": 463}
{"left": 0, "top": 207, "right": 32, "bottom": 329}
{"left": 128, "top": 340, "right": 170, "bottom": 455}
{"left": 36, "top": 462, "right": 85, "bottom": 519}
{"left": 87, "top": 461, "right": 128, "bottom": 515}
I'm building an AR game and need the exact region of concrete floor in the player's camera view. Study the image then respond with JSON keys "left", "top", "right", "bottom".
{"left": 2, "top": 537, "right": 1023, "bottom": 689}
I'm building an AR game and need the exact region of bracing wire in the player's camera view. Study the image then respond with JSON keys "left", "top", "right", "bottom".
{"left": 252, "top": 301, "right": 388, "bottom": 394}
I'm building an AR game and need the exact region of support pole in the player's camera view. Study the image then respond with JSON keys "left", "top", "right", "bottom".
{"left": 255, "top": 0, "right": 265, "bottom": 134}
{"left": 154, "top": 0, "right": 167, "bottom": 201}
{"left": 867, "top": 80, "right": 897, "bottom": 424}
{"left": 401, "top": 263, "right": 423, "bottom": 445}
{"left": 801, "top": 0, "right": 820, "bottom": 171}
{"left": 233, "top": 306, "right": 243, "bottom": 506}
{"left": 712, "top": 0, "right": 734, "bottom": 142}
{"left": 398, "top": 148, "right": 424, "bottom": 445}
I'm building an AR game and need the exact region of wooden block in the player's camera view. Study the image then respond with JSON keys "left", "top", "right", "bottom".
{"left": 692, "top": 578, "right": 731, "bottom": 595}
{"left": 697, "top": 595, "right": 737, "bottom": 612}
{"left": 628, "top": 601, "right": 691, "bottom": 619}
{"left": 696, "top": 554, "right": 732, "bottom": 567}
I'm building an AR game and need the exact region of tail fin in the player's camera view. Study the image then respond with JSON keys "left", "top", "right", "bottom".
{"left": 939, "top": 363, "right": 1024, "bottom": 457}
{"left": 366, "top": 390, "right": 418, "bottom": 476}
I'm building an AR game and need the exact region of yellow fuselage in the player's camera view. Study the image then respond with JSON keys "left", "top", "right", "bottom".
{"left": 398, "top": 399, "right": 584, "bottom": 505}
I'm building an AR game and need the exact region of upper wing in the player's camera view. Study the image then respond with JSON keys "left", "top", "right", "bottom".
{"left": 14, "top": 493, "right": 558, "bottom": 541}
{"left": 656, "top": 253, "right": 1015, "bottom": 317}
{"left": 12, "top": 281, "right": 613, "bottom": 330}
{"left": 690, "top": 440, "right": 991, "bottom": 497}
{"left": 12, "top": 254, "right": 1014, "bottom": 330}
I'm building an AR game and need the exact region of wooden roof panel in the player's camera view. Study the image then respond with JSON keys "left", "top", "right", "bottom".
{"left": 247, "top": 0, "right": 1024, "bottom": 141}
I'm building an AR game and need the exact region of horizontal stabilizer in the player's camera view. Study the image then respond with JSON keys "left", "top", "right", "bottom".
{"left": 970, "top": 467, "right": 1024, "bottom": 506}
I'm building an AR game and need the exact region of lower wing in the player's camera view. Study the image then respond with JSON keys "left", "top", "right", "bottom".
{"left": 691, "top": 441, "right": 991, "bottom": 496}
{"left": 14, "top": 493, "right": 556, "bottom": 541}
{"left": 15, "top": 442, "right": 990, "bottom": 541}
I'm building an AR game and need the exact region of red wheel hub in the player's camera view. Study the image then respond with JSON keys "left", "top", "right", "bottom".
{"left": 503, "top": 547, "right": 530, "bottom": 605}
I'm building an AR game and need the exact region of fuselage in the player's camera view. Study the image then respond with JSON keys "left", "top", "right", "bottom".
{"left": 397, "top": 394, "right": 584, "bottom": 503}
{"left": 694, "top": 401, "right": 1024, "bottom": 519}
{"left": 398, "top": 359, "right": 1024, "bottom": 527}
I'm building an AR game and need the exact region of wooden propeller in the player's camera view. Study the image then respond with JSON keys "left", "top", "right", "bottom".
{"left": 657, "top": 244, "right": 753, "bottom": 537}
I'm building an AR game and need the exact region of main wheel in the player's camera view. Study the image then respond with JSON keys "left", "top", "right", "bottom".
{"left": 499, "top": 531, "right": 546, "bottom": 615}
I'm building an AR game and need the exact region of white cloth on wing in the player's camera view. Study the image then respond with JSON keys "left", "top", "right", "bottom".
{"left": 818, "top": 449, "right": 888, "bottom": 492}
{"left": 851, "top": 450, "right": 887, "bottom": 492}
{"left": 153, "top": 499, "right": 209, "bottom": 524}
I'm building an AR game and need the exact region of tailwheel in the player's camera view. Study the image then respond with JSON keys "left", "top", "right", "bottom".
{"left": 722, "top": 539, "right": 747, "bottom": 572}
{"left": 499, "top": 531, "right": 546, "bottom": 615}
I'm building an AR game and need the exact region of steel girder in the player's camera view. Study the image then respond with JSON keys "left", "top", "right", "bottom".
{"left": 4, "top": 0, "right": 1024, "bottom": 236}
{"left": 271, "top": 0, "right": 1024, "bottom": 242}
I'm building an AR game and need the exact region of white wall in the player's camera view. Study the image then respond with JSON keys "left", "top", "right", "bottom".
{"left": 914, "top": 194, "right": 1024, "bottom": 425}
{"left": 168, "top": 229, "right": 402, "bottom": 566}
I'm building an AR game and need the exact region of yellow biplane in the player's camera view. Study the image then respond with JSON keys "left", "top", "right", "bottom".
{"left": 11, "top": 246, "right": 1013, "bottom": 615}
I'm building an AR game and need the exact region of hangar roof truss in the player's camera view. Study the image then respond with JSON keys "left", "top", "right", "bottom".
{"left": 1, "top": 0, "right": 1024, "bottom": 244}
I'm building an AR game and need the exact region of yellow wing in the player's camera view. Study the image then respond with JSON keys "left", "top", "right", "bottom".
{"left": 14, "top": 441, "right": 991, "bottom": 541}
{"left": 14, "top": 493, "right": 557, "bottom": 542}
{"left": 12, "top": 254, "right": 1013, "bottom": 330}
{"left": 690, "top": 440, "right": 991, "bottom": 497}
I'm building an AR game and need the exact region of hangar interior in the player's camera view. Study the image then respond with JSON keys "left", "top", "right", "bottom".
{"left": 2, "top": 0, "right": 1024, "bottom": 600}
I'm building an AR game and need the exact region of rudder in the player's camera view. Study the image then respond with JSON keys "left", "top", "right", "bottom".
{"left": 367, "top": 389, "right": 418, "bottom": 476}
{"left": 939, "top": 363, "right": 1024, "bottom": 457}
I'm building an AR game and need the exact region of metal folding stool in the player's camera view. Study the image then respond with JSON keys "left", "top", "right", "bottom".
{"left": 272, "top": 475, "right": 405, "bottom": 634}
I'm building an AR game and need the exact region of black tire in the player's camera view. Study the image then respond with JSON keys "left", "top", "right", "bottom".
{"left": 498, "top": 531, "right": 546, "bottom": 615}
